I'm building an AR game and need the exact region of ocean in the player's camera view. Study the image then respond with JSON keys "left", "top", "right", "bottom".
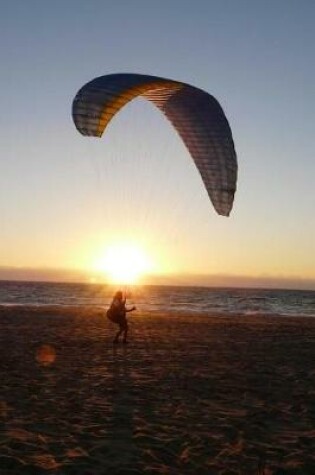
{"left": 0, "top": 280, "right": 314, "bottom": 318}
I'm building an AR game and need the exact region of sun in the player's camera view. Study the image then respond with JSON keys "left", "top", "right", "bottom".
{"left": 94, "top": 242, "right": 153, "bottom": 285}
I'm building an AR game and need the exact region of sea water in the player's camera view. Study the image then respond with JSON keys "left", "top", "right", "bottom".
{"left": 0, "top": 280, "right": 314, "bottom": 318}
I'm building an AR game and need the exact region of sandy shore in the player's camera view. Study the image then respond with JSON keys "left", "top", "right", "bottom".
{"left": 1, "top": 306, "right": 315, "bottom": 474}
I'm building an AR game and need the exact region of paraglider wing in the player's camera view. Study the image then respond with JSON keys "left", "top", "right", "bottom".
{"left": 72, "top": 73, "right": 237, "bottom": 216}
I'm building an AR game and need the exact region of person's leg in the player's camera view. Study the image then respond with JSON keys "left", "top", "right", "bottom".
{"left": 122, "top": 321, "right": 129, "bottom": 344}
{"left": 113, "top": 324, "right": 123, "bottom": 343}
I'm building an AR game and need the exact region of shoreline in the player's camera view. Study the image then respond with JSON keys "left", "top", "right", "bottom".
{"left": 0, "top": 304, "right": 314, "bottom": 321}
{"left": 1, "top": 306, "right": 315, "bottom": 473}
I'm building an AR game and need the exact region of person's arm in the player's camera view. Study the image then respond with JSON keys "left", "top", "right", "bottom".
{"left": 126, "top": 306, "right": 136, "bottom": 312}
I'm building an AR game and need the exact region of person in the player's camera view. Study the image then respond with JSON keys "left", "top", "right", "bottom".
{"left": 107, "top": 290, "right": 136, "bottom": 344}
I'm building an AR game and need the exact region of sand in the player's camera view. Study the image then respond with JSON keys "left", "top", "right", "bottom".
{"left": 1, "top": 306, "right": 315, "bottom": 474}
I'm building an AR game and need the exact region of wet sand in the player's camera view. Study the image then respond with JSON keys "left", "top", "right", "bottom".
{"left": 1, "top": 306, "right": 315, "bottom": 474}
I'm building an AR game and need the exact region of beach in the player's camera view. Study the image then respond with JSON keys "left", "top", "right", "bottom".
{"left": 1, "top": 306, "right": 315, "bottom": 474}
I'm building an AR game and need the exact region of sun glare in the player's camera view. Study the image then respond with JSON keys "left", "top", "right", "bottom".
{"left": 94, "top": 242, "right": 153, "bottom": 285}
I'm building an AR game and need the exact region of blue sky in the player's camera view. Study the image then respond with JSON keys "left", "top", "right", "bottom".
{"left": 0, "top": 1, "right": 314, "bottom": 288}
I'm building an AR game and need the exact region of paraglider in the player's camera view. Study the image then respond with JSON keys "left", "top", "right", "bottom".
{"left": 72, "top": 73, "right": 237, "bottom": 216}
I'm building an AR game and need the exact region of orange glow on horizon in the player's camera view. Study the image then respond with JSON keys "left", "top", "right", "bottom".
{"left": 92, "top": 241, "right": 155, "bottom": 285}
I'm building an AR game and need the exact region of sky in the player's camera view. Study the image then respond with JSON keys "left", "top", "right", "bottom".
{"left": 0, "top": 0, "right": 314, "bottom": 289}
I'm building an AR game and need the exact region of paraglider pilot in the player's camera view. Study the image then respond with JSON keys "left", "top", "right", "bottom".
{"left": 107, "top": 291, "right": 136, "bottom": 344}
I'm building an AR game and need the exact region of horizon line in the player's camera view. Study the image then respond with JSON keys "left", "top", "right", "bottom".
{"left": 0, "top": 266, "right": 314, "bottom": 292}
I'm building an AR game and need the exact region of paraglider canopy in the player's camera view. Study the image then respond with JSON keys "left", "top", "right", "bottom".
{"left": 72, "top": 73, "right": 237, "bottom": 216}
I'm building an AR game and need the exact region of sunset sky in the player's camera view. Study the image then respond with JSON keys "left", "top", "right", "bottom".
{"left": 0, "top": 1, "right": 314, "bottom": 289}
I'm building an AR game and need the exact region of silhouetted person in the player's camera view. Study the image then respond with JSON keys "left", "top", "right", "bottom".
{"left": 107, "top": 290, "right": 136, "bottom": 344}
